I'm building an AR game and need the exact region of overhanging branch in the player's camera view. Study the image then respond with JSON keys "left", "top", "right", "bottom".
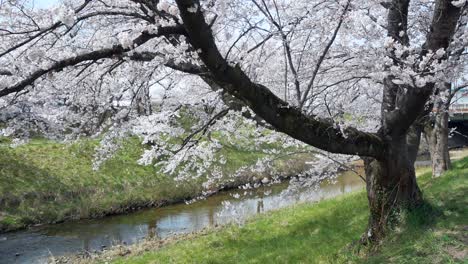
{"left": 175, "top": 0, "right": 386, "bottom": 159}
{"left": 0, "top": 25, "right": 186, "bottom": 98}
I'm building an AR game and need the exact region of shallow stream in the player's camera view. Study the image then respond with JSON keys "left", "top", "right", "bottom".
{"left": 0, "top": 171, "right": 365, "bottom": 264}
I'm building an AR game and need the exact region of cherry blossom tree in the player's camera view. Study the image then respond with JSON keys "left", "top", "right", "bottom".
{"left": 424, "top": 81, "right": 468, "bottom": 178}
{"left": 0, "top": 0, "right": 466, "bottom": 242}
{"left": 423, "top": 15, "right": 468, "bottom": 177}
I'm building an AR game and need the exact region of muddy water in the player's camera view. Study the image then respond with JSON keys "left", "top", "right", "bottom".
{"left": 0, "top": 172, "right": 364, "bottom": 264}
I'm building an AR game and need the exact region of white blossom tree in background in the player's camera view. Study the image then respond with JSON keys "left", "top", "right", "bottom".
{"left": 0, "top": 0, "right": 466, "bottom": 242}
{"left": 422, "top": 24, "right": 468, "bottom": 177}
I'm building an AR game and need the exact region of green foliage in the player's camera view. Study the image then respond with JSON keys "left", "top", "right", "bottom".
{"left": 110, "top": 157, "right": 468, "bottom": 264}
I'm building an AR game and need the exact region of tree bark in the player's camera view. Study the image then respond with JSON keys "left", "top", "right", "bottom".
{"left": 407, "top": 123, "right": 424, "bottom": 165}
{"left": 426, "top": 109, "right": 452, "bottom": 178}
{"left": 359, "top": 0, "right": 462, "bottom": 241}
{"left": 363, "top": 136, "right": 423, "bottom": 242}
{"left": 423, "top": 82, "right": 452, "bottom": 178}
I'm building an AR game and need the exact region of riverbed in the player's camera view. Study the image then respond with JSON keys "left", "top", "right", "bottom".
{"left": 0, "top": 172, "right": 364, "bottom": 264}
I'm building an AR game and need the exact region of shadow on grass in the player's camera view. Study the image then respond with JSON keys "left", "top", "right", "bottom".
{"left": 358, "top": 158, "right": 468, "bottom": 263}
{"left": 203, "top": 159, "right": 468, "bottom": 264}
{"left": 0, "top": 149, "right": 73, "bottom": 230}
{"left": 105, "top": 158, "right": 468, "bottom": 264}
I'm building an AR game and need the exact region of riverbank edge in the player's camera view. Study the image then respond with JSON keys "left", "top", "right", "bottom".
{"left": 0, "top": 152, "right": 315, "bottom": 233}
{"left": 52, "top": 181, "right": 366, "bottom": 264}
{"left": 55, "top": 156, "right": 468, "bottom": 264}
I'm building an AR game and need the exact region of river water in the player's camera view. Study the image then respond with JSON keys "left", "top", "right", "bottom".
{"left": 0, "top": 172, "right": 364, "bottom": 264}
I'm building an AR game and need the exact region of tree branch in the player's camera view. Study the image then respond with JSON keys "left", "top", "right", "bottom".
{"left": 383, "top": 0, "right": 463, "bottom": 137}
{"left": 300, "top": 0, "right": 350, "bottom": 108}
{"left": 175, "top": 0, "right": 385, "bottom": 159}
{"left": 0, "top": 25, "right": 186, "bottom": 97}
{"left": 0, "top": 0, "right": 93, "bottom": 58}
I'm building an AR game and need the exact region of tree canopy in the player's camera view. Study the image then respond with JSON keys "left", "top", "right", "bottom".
{"left": 0, "top": 0, "right": 466, "bottom": 241}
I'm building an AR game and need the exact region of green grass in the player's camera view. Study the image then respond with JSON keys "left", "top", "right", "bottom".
{"left": 0, "top": 137, "right": 311, "bottom": 232}
{"left": 108, "top": 157, "right": 468, "bottom": 264}
{"left": 356, "top": 159, "right": 468, "bottom": 264}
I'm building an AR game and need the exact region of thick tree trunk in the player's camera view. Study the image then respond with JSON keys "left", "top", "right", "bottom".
{"left": 174, "top": 0, "right": 463, "bottom": 245}
{"left": 423, "top": 82, "right": 452, "bottom": 178}
{"left": 426, "top": 110, "right": 451, "bottom": 177}
{"left": 362, "top": 137, "right": 423, "bottom": 242}
{"left": 407, "top": 124, "right": 423, "bottom": 165}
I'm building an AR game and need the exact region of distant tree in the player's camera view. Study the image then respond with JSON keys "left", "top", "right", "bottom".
{"left": 424, "top": 82, "right": 468, "bottom": 178}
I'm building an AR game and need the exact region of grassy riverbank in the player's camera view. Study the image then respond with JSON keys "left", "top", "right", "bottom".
{"left": 0, "top": 138, "right": 311, "bottom": 232}
{"left": 94, "top": 157, "right": 467, "bottom": 264}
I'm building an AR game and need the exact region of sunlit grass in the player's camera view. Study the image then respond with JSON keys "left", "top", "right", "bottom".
{"left": 107, "top": 157, "right": 468, "bottom": 264}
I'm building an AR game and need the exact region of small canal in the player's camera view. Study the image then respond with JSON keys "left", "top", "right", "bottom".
{"left": 0, "top": 171, "right": 365, "bottom": 264}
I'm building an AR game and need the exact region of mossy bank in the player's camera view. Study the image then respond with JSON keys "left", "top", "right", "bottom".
{"left": 0, "top": 138, "right": 312, "bottom": 232}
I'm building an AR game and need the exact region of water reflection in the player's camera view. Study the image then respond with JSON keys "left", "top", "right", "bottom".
{"left": 0, "top": 171, "right": 364, "bottom": 264}
{"left": 257, "top": 199, "right": 264, "bottom": 213}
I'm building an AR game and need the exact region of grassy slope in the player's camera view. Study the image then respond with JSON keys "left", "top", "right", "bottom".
{"left": 0, "top": 138, "right": 310, "bottom": 232}
{"left": 108, "top": 157, "right": 467, "bottom": 264}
